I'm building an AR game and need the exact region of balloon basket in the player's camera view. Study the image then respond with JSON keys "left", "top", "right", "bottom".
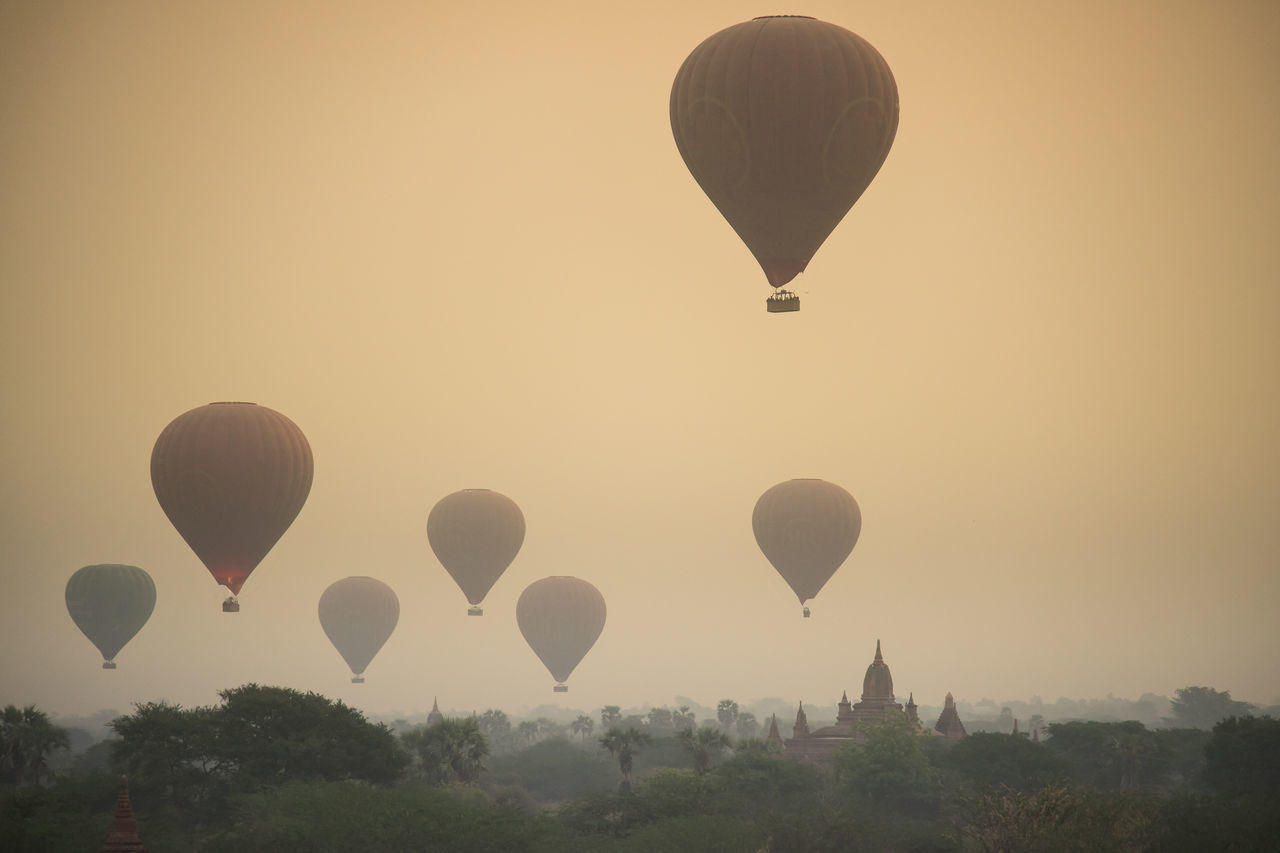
{"left": 351, "top": 676, "right": 365, "bottom": 684}
{"left": 102, "top": 661, "right": 117, "bottom": 670}
{"left": 467, "top": 606, "right": 483, "bottom": 616}
{"left": 553, "top": 684, "right": 568, "bottom": 693}
{"left": 766, "top": 290, "right": 800, "bottom": 313}
{"left": 222, "top": 597, "right": 240, "bottom": 613}
{"left": 802, "top": 606, "right": 811, "bottom": 618}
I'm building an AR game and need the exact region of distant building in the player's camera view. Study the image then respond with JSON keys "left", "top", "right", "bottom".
{"left": 426, "top": 697, "right": 444, "bottom": 726}
{"left": 784, "top": 640, "right": 966, "bottom": 763}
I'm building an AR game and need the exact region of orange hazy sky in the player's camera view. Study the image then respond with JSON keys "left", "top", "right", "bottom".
{"left": 2, "top": 0, "right": 1278, "bottom": 720}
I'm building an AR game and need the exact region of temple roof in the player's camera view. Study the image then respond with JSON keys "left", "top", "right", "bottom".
{"left": 862, "top": 639, "right": 894, "bottom": 700}
{"left": 934, "top": 691, "right": 967, "bottom": 739}
{"left": 427, "top": 697, "right": 444, "bottom": 726}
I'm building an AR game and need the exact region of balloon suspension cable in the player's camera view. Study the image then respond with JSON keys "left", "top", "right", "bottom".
{"left": 766, "top": 290, "right": 800, "bottom": 313}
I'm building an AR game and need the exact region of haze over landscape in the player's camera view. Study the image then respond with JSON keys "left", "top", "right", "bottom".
{"left": 2, "top": 0, "right": 1277, "bottom": 727}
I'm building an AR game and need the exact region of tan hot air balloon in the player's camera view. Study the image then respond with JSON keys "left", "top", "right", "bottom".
{"left": 151, "top": 402, "right": 313, "bottom": 611}
{"left": 427, "top": 489, "right": 524, "bottom": 616}
{"left": 516, "top": 576, "right": 606, "bottom": 692}
{"left": 65, "top": 564, "right": 156, "bottom": 669}
{"left": 318, "top": 576, "right": 399, "bottom": 683}
{"left": 671, "top": 15, "right": 899, "bottom": 312}
{"left": 752, "top": 479, "right": 861, "bottom": 617}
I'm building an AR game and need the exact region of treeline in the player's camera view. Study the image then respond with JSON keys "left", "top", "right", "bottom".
{"left": 3, "top": 685, "right": 1279, "bottom": 851}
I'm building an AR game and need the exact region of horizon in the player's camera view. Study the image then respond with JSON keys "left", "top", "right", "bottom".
{"left": 4, "top": 1, "right": 1278, "bottom": 720}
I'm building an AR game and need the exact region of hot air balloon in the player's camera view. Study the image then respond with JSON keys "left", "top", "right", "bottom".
{"left": 752, "top": 479, "right": 861, "bottom": 617}
{"left": 318, "top": 576, "right": 399, "bottom": 683}
{"left": 65, "top": 564, "right": 156, "bottom": 669}
{"left": 671, "top": 16, "right": 899, "bottom": 312}
{"left": 151, "top": 402, "right": 313, "bottom": 611}
{"left": 516, "top": 576, "right": 606, "bottom": 692}
{"left": 427, "top": 489, "right": 524, "bottom": 616}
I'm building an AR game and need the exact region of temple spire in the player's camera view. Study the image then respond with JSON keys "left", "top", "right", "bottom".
{"left": 874, "top": 638, "right": 883, "bottom": 662}
{"left": 766, "top": 714, "right": 782, "bottom": 748}
{"left": 101, "top": 775, "right": 146, "bottom": 852}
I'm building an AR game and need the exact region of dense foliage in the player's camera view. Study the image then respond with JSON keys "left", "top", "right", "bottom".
{"left": 4, "top": 686, "right": 1279, "bottom": 851}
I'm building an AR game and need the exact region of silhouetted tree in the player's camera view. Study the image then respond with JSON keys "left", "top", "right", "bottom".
{"left": 1169, "top": 686, "right": 1254, "bottom": 730}
{"left": 599, "top": 726, "right": 652, "bottom": 793}
{"left": 401, "top": 717, "right": 488, "bottom": 785}
{"left": 716, "top": 699, "right": 740, "bottom": 732}
{"left": 1203, "top": 715, "right": 1280, "bottom": 797}
{"left": 734, "top": 712, "right": 759, "bottom": 740}
{"left": 570, "top": 714, "right": 594, "bottom": 743}
{"left": 678, "top": 726, "right": 731, "bottom": 774}
{"left": 599, "top": 705, "right": 621, "bottom": 729}
{"left": 0, "top": 705, "right": 70, "bottom": 787}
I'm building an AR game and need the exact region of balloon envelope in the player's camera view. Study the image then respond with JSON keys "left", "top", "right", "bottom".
{"left": 318, "top": 576, "right": 399, "bottom": 680}
{"left": 427, "top": 489, "right": 524, "bottom": 611}
{"left": 516, "top": 576, "right": 606, "bottom": 689}
{"left": 671, "top": 15, "right": 898, "bottom": 290}
{"left": 65, "top": 564, "right": 156, "bottom": 667}
{"left": 752, "top": 479, "right": 862, "bottom": 607}
{"left": 151, "top": 402, "right": 313, "bottom": 597}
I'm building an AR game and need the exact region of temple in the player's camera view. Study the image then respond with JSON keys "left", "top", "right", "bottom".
{"left": 101, "top": 775, "right": 146, "bottom": 852}
{"left": 784, "top": 640, "right": 967, "bottom": 763}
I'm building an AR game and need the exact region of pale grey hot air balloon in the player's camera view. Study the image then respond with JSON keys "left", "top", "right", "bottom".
{"left": 65, "top": 564, "right": 156, "bottom": 668}
{"left": 516, "top": 576, "right": 606, "bottom": 692}
{"left": 752, "top": 479, "right": 861, "bottom": 617}
{"left": 427, "top": 489, "right": 524, "bottom": 615}
{"left": 318, "top": 577, "right": 399, "bottom": 683}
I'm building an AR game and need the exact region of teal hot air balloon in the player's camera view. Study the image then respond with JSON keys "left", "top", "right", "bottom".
{"left": 318, "top": 577, "right": 400, "bottom": 683}
{"left": 65, "top": 564, "right": 156, "bottom": 669}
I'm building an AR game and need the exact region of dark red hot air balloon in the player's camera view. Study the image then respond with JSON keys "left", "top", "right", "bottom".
{"left": 151, "top": 402, "right": 313, "bottom": 610}
{"left": 671, "top": 15, "right": 899, "bottom": 312}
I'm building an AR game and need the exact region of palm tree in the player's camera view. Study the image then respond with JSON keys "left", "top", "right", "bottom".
{"left": 598, "top": 726, "right": 652, "bottom": 793}
{"left": 0, "top": 704, "right": 70, "bottom": 787}
{"left": 600, "top": 705, "right": 622, "bottom": 728}
{"left": 571, "top": 714, "right": 594, "bottom": 743}
{"left": 678, "top": 726, "right": 731, "bottom": 774}
{"left": 400, "top": 717, "right": 488, "bottom": 785}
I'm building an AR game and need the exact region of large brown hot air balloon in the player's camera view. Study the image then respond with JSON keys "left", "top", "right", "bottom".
{"left": 670, "top": 15, "right": 899, "bottom": 312}
{"left": 151, "top": 402, "right": 313, "bottom": 611}
{"left": 752, "top": 479, "right": 861, "bottom": 617}
{"left": 516, "top": 576, "right": 606, "bottom": 692}
{"left": 318, "top": 576, "right": 399, "bottom": 683}
{"left": 65, "top": 564, "right": 156, "bottom": 669}
{"left": 427, "top": 489, "right": 524, "bottom": 616}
